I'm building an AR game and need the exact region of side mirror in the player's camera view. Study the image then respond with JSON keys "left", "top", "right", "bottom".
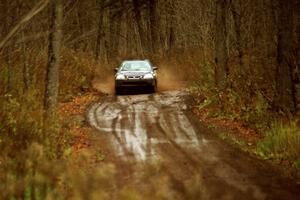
{"left": 153, "top": 66, "right": 158, "bottom": 71}
{"left": 114, "top": 68, "right": 119, "bottom": 72}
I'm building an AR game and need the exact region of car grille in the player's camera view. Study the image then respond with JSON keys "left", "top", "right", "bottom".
{"left": 127, "top": 75, "right": 143, "bottom": 79}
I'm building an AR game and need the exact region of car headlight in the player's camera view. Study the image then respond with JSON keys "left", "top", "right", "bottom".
{"left": 116, "top": 74, "right": 126, "bottom": 80}
{"left": 144, "top": 74, "right": 154, "bottom": 79}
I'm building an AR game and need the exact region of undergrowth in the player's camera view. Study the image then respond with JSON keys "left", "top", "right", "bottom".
{"left": 0, "top": 90, "right": 67, "bottom": 199}
{"left": 0, "top": 50, "right": 204, "bottom": 199}
{"left": 0, "top": 48, "right": 96, "bottom": 199}
{"left": 190, "top": 60, "right": 300, "bottom": 173}
{"left": 256, "top": 121, "right": 300, "bottom": 173}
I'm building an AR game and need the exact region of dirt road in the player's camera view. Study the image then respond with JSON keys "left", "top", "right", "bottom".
{"left": 87, "top": 90, "right": 300, "bottom": 199}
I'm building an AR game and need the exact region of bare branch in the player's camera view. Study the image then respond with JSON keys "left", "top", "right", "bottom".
{"left": 0, "top": 0, "right": 49, "bottom": 51}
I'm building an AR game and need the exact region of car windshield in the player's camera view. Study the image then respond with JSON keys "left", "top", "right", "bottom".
{"left": 121, "top": 62, "right": 151, "bottom": 72}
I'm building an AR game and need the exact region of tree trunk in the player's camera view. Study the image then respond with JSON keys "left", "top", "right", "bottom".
{"left": 5, "top": 48, "right": 12, "bottom": 93}
{"left": 3, "top": 0, "right": 12, "bottom": 93}
{"left": 119, "top": 0, "right": 128, "bottom": 57}
{"left": 132, "top": 0, "right": 146, "bottom": 56}
{"left": 22, "top": 30, "right": 30, "bottom": 92}
{"left": 215, "top": 0, "right": 228, "bottom": 89}
{"left": 0, "top": 0, "right": 49, "bottom": 51}
{"left": 44, "top": 0, "right": 63, "bottom": 126}
{"left": 109, "top": 7, "right": 122, "bottom": 59}
{"left": 275, "top": 0, "right": 296, "bottom": 113}
{"left": 166, "top": 0, "right": 176, "bottom": 56}
{"left": 149, "top": 0, "right": 160, "bottom": 54}
{"left": 114, "top": 12, "right": 122, "bottom": 58}
{"left": 231, "top": 0, "right": 243, "bottom": 72}
{"left": 95, "top": 0, "right": 104, "bottom": 60}
{"left": 18, "top": 0, "right": 31, "bottom": 92}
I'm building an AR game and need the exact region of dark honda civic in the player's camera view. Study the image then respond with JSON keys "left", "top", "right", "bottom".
{"left": 114, "top": 60, "right": 158, "bottom": 94}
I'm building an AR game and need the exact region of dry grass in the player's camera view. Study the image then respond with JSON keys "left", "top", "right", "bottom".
{"left": 0, "top": 48, "right": 98, "bottom": 199}
{"left": 256, "top": 121, "right": 300, "bottom": 161}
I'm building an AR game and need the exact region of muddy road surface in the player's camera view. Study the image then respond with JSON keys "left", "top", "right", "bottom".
{"left": 87, "top": 90, "right": 300, "bottom": 199}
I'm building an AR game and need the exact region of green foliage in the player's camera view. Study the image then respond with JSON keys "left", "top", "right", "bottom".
{"left": 207, "top": 124, "right": 217, "bottom": 129}
{"left": 190, "top": 62, "right": 273, "bottom": 131}
{"left": 190, "top": 60, "right": 300, "bottom": 175}
{"left": 256, "top": 121, "right": 300, "bottom": 163}
{"left": 0, "top": 92, "right": 43, "bottom": 151}
{"left": 191, "top": 61, "right": 215, "bottom": 90}
{"left": 189, "top": 61, "right": 215, "bottom": 99}
{"left": 292, "top": 160, "right": 300, "bottom": 173}
{"left": 0, "top": 90, "right": 69, "bottom": 199}
{"left": 240, "top": 90, "right": 272, "bottom": 131}
{"left": 0, "top": 47, "right": 98, "bottom": 199}
{"left": 59, "top": 49, "right": 95, "bottom": 101}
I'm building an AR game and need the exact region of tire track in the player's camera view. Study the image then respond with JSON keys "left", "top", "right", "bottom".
{"left": 86, "top": 91, "right": 300, "bottom": 200}
{"left": 87, "top": 91, "right": 203, "bottom": 162}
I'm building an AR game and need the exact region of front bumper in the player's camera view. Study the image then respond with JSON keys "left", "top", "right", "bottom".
{"left": 115, "top": 79, "right": 155, "bottom": 87}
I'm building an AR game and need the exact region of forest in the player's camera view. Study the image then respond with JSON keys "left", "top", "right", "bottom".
{"left": 0, "top": 0, "right": 299, "bottom": 199}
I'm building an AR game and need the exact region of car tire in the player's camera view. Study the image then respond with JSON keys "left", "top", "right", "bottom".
{"left": 151, "top": 82, "right": 157, "bottom": 93}
{"left": 115, "top": 87, "right": 122, "bottom": 95}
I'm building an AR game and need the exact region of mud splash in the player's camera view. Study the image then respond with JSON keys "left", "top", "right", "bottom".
{"left": 156, "top": 66, "right": 187, "bottom": 91}
{"left": 92, "top": 75, "right": 115, "bottom": 95}
{"left": 91, "top": 64, "right": 188, "bottom": 95}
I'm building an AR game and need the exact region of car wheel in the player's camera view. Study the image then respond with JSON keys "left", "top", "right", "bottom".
{"left": 152, "top": 81, "right": 157, "bottom": 93}
{"left": 115, "top": 87, "right": 122, "bottom": 95}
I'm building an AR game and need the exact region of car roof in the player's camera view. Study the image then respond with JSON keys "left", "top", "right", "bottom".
{"left": 122, "top": 60, "right": 149, "bottom": 63}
